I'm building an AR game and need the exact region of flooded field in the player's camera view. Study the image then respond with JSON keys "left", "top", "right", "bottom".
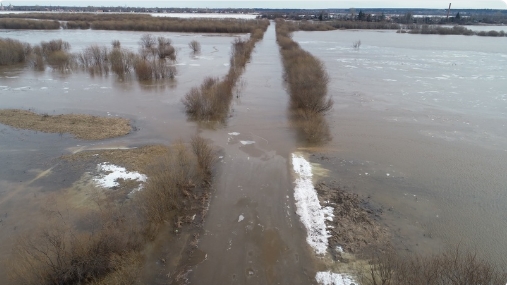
{"left": 1, "top": 22, "right": 507, "bottom": 283}
{"left": 294, "top": 29, "right": 507, "bottom": 263}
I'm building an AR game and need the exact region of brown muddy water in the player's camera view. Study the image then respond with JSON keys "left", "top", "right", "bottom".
{"left": 1, "top": 23, "right": 507, "bottom": 283}
{"left": 294, "top": 29, "right": 507, "bottom": 263}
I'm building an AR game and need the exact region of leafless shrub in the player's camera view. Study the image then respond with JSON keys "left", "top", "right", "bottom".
{"left": 134, "top": 59, "right": 153, "bottom": 81}
{"left": 188, "top": 40, "right": 201, "bottom": 53}
{"left": 46, "top": 50, "right": 74, "bottom": 72}
{"left": 40, "top": 39, "right": 71, "bottom": 57}
{"left": 183, "top": 20, "right": 269, "bottom": 123}
{"left": 8, "top": 206, "right": 144, "bottom": 285}
{"left": 78, "top": 45, "right": 110, "bottom": 75}
{"left": 137, "top": 142, "right": 199, "bottom": 227}
{"left": 109, "top": 48, "right": 137, "bottom": 79}
{"left": 358, "top": 247, "right": 507, "bottom": 285}
{"left": 0, "top": 38, "right": 29, "bottom": 65}
{"left": 111, "top": 40, "right": 121, "bottom": 49}
{"left": 191, "top": 135, "right": 216, "bottom": 177}
{"left": 276, "top": 19, "right": 333, "bottom": 144}
{"left": 157, "top": 36, "right": 176, "bottom": 60}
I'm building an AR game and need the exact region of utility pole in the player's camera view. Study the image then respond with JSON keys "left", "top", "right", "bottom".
{"left": 446, "top": 3, "right": 452, "bottom": 21}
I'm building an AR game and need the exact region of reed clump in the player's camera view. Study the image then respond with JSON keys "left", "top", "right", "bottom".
{"left": 182, "top": 20, "right": 269, "bottom": 123}
{"left": 275, "top": 19, "right": 333, "bottom": 143}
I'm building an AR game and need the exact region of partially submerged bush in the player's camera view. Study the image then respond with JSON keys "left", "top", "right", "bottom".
{"left": 188, "top": 40, "right": 201, "bottom": 53}
{"left": 183, "top": 20, "right": 269, "bottom": 123}
{"left": 276, "top": 19, "right": 333, "bottom": 144}
{"left": 0, "top": 38, "right": 30, "bottom": 65}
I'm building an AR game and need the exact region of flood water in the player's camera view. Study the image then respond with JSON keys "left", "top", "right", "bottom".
{"left": 1, "top": 22, "right": 507, "bottom": 283}
{"left": 294, "top": 29, "right": 507, "bottom": 263}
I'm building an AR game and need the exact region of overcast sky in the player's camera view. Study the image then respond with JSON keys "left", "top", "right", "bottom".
{"left": 1, "top": 0, "right": 506, "bottom": 9}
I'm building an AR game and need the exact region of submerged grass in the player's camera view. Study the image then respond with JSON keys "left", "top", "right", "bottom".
{"left": 275, "top": 19, "right": 333, "bottom": 144}
{"left": 182, "top": 19, "right": 269, "bottom": 123}
{"left": 9, "top": 137, "right": 218, "bottom": 284}
{"left": 0, "top": 109, "right": 131, "bottom": 140}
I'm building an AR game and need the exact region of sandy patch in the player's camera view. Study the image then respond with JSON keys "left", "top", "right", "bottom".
{"left": 0, "top": 109, "right": 131, "bottom": 140}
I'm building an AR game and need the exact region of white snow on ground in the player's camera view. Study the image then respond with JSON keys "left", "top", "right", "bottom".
{"left": 315, "top": 271, "right": 356, "bottom": 285}
{"left": 291, "top": 153, "right": 333, "bottom": 255}
{"left": 93, "top": 163, "right": 147, "bottom": 188}
{"left": 240, "top": 140, "right": 255, "bottom": 145}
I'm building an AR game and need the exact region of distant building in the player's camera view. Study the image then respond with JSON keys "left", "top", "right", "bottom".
{"left": 0, "top": 3, "right": 4, "bottom": 11}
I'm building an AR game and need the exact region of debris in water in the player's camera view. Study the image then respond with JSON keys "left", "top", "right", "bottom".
{"left": 228, "top": 132, "right": 240, "bottom": 136}
{"left": 238, "top": 214, "right": 244, "bottom": 222}
{"left": 240, "top": 140, "right": 255, "bottom": 145}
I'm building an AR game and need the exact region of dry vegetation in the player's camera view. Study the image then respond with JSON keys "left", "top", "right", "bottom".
{"left": 9, "top": 137, "right": 217, "bottom": 284}
{"left": 0, "top": 34, "right": 176, "bottom": 81}
{"left": 188, "top": 40, "right": 201, "bottom": 53}
{"left": 404, "top": 24, "right": 507, "bottom": 36}
{"left": 0, "top": 13, "right": 265, "bottom": 33}
{"left": 0, "top": 109, "right": 131, "bottom": 140}
{"left": 0, "top": 18, "right": 60, "bottom": 29}
{"left": 358, "top": 247, "right": 507, "bottom": 285}
{"left": 182, "top": 20, "right": 269, "bottom": 123}
{"left": 0, "top": 38, "right": 31, "bottom": 65}
{"left": 283, "top": 20, "right": 400, "bottom": 32}
{"left": 275, "top": 19, "right": 333, "bottom": 143}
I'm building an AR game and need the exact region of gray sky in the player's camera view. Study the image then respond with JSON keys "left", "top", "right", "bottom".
{"left": 2, "top": 0, "right": 507, "bottom": 9}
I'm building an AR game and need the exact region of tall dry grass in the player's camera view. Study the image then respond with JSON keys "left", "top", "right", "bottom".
{"left": 275, "top": 19, "right": 333, "bottom": 144}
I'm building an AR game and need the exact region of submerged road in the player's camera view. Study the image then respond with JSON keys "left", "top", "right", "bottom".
{"left": 190, "top": 24, "right": 318, "bottom": 284}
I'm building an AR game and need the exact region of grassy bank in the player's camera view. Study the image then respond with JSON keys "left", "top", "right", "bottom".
{"left": 0, "top": 18, "right": 60, "bottom": 29}
{"left": 275, "top": 19, "right": 333, "bottom": 144}
{"left": 0, "top": 109, "right": 131, "bottom": 140}
{"left": 182, "top": 20, "right": 269, "bottom": 123}
{"left": 9, "top": 137, "right": 217, "bottom": 284}
{"left": 0, "top": 13, "right": 265, "bottom": 33}
{"left": 283, "top": 20, "right": 400, "bottom": 32}
{"left": 404, "top": 24, "right": 507, "bottom": 36}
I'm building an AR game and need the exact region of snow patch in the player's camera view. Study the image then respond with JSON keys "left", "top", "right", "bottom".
{"left": 238, "top": 214, "right": 244, "bottom": 222}
{"left": 240, "top": 140, "right": 255, "bottom": 145}
{"left": 228, "top": 132, "right": 240, "bottom": 136}
{"left": 316, "top": 272, "right": 356, "bottom": 285}
{"left": 93, "top": 163, "right": 147, "bottom": 189}
{"left": 292, "top": 153, "right": 333, "bottom": 255}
